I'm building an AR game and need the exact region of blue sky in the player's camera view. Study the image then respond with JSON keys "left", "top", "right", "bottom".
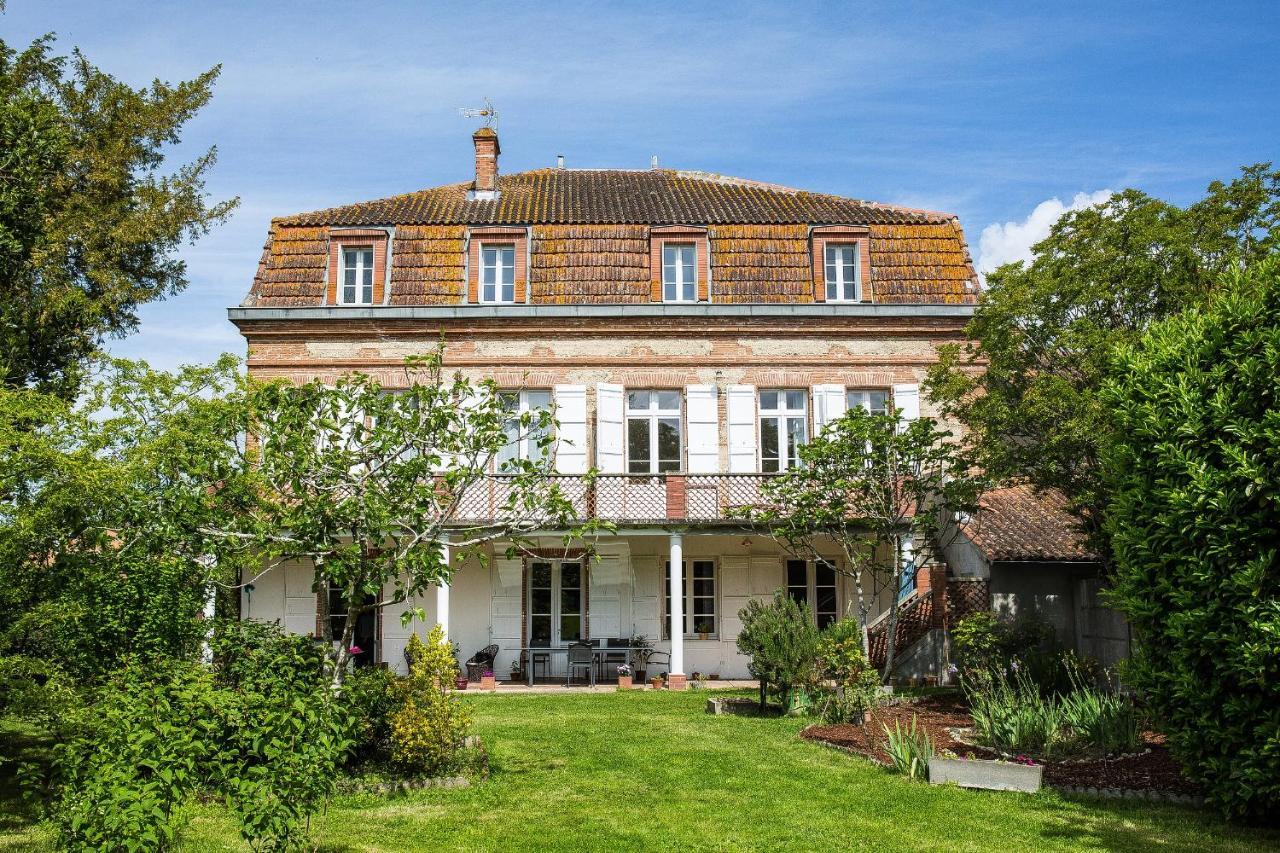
{"left": 4, "top": 1, "right": 1278, "bottom": 370}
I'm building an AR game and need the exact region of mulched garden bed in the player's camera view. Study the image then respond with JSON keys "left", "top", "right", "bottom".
{"left": 801, "top": 693, "right": 1201, "bottom": 798}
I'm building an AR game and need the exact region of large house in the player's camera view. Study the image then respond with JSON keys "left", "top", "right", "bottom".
{"left": 229, "top": 127, "right": 984, "bottom": 685}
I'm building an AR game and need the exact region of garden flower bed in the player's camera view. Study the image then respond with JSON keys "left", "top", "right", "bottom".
{"left": 801, "top": 693, "right": 1201, "bottom": 799}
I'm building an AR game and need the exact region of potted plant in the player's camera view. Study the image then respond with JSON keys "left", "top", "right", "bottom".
{"left": 616, "top": 663, "right": 633, "bottom": 690}
{"left": 629, "top": 634, "right": 654, "bottom": 682}
{"left": 454, "top": 674, "right": 469, "bottom": 690}
{"left": 928, "top": 751, "right": 1043, "bottom": 793}
{"left": 695, "top": 618, "right": 712, "bottom": 641}
{"left": 510, "top": 658, "right": 523, "bottom": 683}
{"left": 480, "top": 669, "right": 497, "bottom": 690}
{"left": 649, "top": 674, "right": 664, "bottom": 690}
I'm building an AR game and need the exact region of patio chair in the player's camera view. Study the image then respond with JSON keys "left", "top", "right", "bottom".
{"left": 465, "top": 644, "right": 499, "bottom": 682}
{"left": 566, "top": 641, "right": 596, "bottom": 687}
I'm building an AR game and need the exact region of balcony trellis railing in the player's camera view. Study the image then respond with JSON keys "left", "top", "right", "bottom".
{"left": 448, "top": 474, "right": 773, "bottom": 524}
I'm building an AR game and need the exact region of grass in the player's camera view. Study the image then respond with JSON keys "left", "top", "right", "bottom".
{"left": 4, "top": 690, "right": 1279, "bottom": 852}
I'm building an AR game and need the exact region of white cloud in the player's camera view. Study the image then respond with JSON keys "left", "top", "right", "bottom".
{"left": 977, "top": 189, "right": 1113, "bottom": 279}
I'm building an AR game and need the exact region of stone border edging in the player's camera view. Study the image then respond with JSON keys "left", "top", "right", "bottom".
{"left": 799, "top": 726, "right": 1205, "bottom": 808}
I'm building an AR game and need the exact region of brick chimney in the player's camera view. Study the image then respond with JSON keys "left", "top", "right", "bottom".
{"left": 472, "top": 127, "right": 500, "bottom": 195}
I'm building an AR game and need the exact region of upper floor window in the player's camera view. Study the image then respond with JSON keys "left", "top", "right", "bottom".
{"left": 760, "top": 389, "right": 807, "bottom": 473}
{"left": 786, "top": 559, "right": 839, "bottom": 629}
{"left": 824, "top": 243, "right": 860, "bottom": 301}
{"left": 662, "top": 243, "right": 697, "bottom": 302}
{"left": 847, "top": 389, "right": 888, "bottom": 415}
{"left": 341, "top": 247, "right": 375, "bottom": 305}
{"left": 498, "top": 390, "right": 551, "bottom": 468}
{"left": 627, "top": 390, "right": 682, "bottom": 474}
{"left": 481, "top": 244, "right": 516, "bottom": 303}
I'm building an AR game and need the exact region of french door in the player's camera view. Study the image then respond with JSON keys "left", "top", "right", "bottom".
{"left": 528, "top": 560, "right": 584, "bottom": 646}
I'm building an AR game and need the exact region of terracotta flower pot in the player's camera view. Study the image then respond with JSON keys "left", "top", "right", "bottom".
{"left": 617, "top": 675, "right": 633, "bottom": 690}
{"left": 480, "top": 674, "right": 497, "bottom": 690}
{"left": 649, "top": 676, "right": 664, "bottom": 689}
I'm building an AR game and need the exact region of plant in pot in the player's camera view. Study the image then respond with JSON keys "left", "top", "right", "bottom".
{"left": 649, "top": 673, "right": 665, "bottom": 690}
{"left": 695, "top": 618, "right": 713, "bottom": 642}
{"left": 510, "top": 658, "right": 523, "bottom": 683}
{"left": 454, "top": 674, "right": 469, "bottom": 690}
{"left": 629, "top": 634, "right": 654, "bottom": 682}
{"left": 480, "top": 669, "right": 497, "bottom": 690}
{"left": 616, "top": 663, "right": 633, "bottom": 690}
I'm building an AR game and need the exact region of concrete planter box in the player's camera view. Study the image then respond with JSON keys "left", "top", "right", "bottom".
{"left": 928, "top": 757, "right": 1043, "bottom": 793}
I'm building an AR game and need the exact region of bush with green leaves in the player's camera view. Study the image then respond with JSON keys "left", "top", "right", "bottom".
{"left": 736, "top": 591, "right": 820, "bottom": 711}
{"left": 389, "top": 628, "right": 472, "bottom": 775}
{"left": 1103, "top": 256, "right": 1280, "bottom": 821}
{"left": 812, "top": 619, "right": 882, "bottom": 723}
{"left": 343, "top": 665, "right": 400, "bottom": 764}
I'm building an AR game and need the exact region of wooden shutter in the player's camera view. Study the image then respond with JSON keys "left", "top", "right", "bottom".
{"left": 727, "top": 384, "right": 758, "bottom": 473}
{"left": 595, "top": 383, "right": 625, "bottom": 474}
{"left": 811, "top": 384, "right": 846, "bottom": 435}
{"left": 892, "top": 383, "right": 920, "bottom": 432}
{"left": 553, "top": 385, "right": 588, "bottom": 473}
{"left": 684, "top": 384, "right": 719, "bottom": 473}
{"left": 490, "top": 555, "right": 524, "bottom": 675}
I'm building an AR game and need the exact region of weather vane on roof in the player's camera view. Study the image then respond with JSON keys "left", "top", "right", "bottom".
{"left": 458, "top": 98, "right": 498, "bottom": 130}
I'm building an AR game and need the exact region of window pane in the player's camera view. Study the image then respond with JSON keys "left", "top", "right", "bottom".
{"left": 483, "top": 283, "right": 496, "bottom": 301}
{"left": 786, "top": 417, "right": 806, "bottom": 464}
{"left": 869, "top": 391, "right": 887, "bottom": 415}
{"left": 627, "top": 390, "right": 651, "bottom": 410}
{"left": 693, "top": 577, "right": 714, "bottom": 597}
{"left": 343, "top": 284, "right": 356, "bottom": 303}
{"left": 656, "top": 390, "right": 680, "bottom": 410}
{"left": 786, "top": 560, "right": 808, "bottom": 587}
{"left": 561, "top": 563, "right": 580, "bottom": 590}
{"left": 663, "top": 245, "right": 677, "bottom": 266}
{"left": 501, "top": 283, "right": 515, "bottom": 302}
{"left": 560, "top": 615, "right": 581, "bottom": 642}
{"left": 627, "top": 419, "right": 650, "bottom": 473}
{"left": 530, "top": 616, "right": 552, "bottom": 646}
{"left": 759, "top": 390, "right": 778, "bottom": 411}
{"left": 657, "top": 418, "right": 680, "bottom": 470}
{"left": 344, "top": 264, "right": 356, "bottom": 288}
{"left": 530, "top": 588, "right": 551, "bottom": 613}
{"left": 663, "top": 280, "right": 676, "bottom": 301}
{"left": 786, "top": 390, "right": 806, "bottom": 410}
{"left": 760, "top": 419, "right": 779, "bottom": 471}
{"left": 816, "top": 588, "right": 837, "bottom": 615}
{"left": 815, "top": 562, "right": 836, "bottom": 586}
{"left": 560, "top": 589, "right": 581, "bottom": 613}
{"left": 530, "top": 562, "right": 552, "bottom": 588}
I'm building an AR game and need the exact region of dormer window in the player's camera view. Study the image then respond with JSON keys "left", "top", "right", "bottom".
{"left": 481, "top": 244, "right": 516, "bottom": 303}
{"left": 662, "top": 243, "right": 697, "bottom": 302}
{"left": 340, "top": 247, "right": 375, "bottom": 305}
{"left": 824, "top": 244, "right": 860, "bottom": 301}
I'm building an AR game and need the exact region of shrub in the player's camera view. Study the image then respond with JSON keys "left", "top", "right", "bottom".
{"left": 965, "top": 668, "right": 1066, "bottom": 758}
{"left": 952, "top": 612, "right": 1092, "bottom": 696}
{"left": 736, "top": 592, "right": 820, "bottom": 711}
{"left": 343, "top": 665, "right": 399, "bottom": 764}
{"left": 951, "top": 612, "right": 1006, "bottom": 674}
{"left": 812, "top": 619, "right": 882, "bottom": 723}
{"left": 883, "top": 715, "right": 934, "bottom": 781}
{"left": 1103, "top": 257, "right": 1280, "bottom": 820}
{"left": 389, "top": 628, "right": 472, "bottom": 775}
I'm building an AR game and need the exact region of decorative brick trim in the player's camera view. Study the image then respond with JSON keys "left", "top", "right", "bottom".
{"left": 467, "top": 227, "right": 528, "bottom": 304}
{"left": 665, "top": 475, "right": 687, "bottom": 519}
{"left": 327, "top": 229, "right": 390, "bottom": 305}
{"left": 811, "top": 226, "right": 872, "bottom": 303}
{"left": 667, "top": 673, "right": 688, "bottom": 690}
{"left": 650, "top": 226, "right": 710, "bottom": 303}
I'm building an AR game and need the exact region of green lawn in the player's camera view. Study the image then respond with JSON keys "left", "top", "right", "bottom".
{"left": 4, "top": 690, "right": 1279, "bottom": 852}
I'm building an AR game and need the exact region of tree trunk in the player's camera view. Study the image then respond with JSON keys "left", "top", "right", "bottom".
{"left": 880, "top": 536, "right": 905, "bottom": 684}
{"left": 329, "top": 581, "right": 361, "bottom": 692}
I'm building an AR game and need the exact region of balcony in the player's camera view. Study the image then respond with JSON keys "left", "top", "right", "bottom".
{"left": 449, "top": 474, "right": 773, "bottom": 525}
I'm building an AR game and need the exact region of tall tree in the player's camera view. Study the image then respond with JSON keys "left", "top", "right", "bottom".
{"left": 926, "top": 165, "right": 1280, "bottom": 558}
{"left": 741, "top": 407, "right": 982, "bottom": 682}
{"left": 207, "top": 348, "right": 590, "bottom": 687}
{"left": 0, "top": 32, "right": 236, "bottom": 397}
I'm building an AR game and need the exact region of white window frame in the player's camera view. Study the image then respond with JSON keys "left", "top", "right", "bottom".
{"left": 339, "top": 246, "right": 375, "bottom": 305}
{"left": 785, "top": 559, "right": 840, "bottom": 629}
{"left": 661, "top": 242, "right": 697, "bottom": 303}
{"left": 480, "top": 243, "right": 517, "bottom": 304}
{"left": 846, "top": 389, "right": 889, "bottom": 415}
{"left": 759, "top": 389, "right": 807, "bottom": 473}
{"left": 663, "top": 559, "right": 717, "bottom": 639}
{"left": 527, "top": 559, "right": 585, "bottom": 647}
{"left": 625, "top": 390, "right": 683, "bottom": 474}
{"left": 497, "top": 390, "right": 552, "bottom": 469}
{"left": 824, "top": 243, "right": 861, "bottom": 302}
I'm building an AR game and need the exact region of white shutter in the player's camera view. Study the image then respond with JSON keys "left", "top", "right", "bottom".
{"left": 684, "top": 384, "right": 720, "bottom": 473}
{"left": 892, "top": 383, "right": 920, "bottom": 432}
{"left": 811, "top": 384, "right": 846, "bottom": 435}
{"left": 490, "top": 555, "right": 524, "bottom": 674}
{"left": 595, "top": 383, "right": 625, "bottom": 474}
{"left": 553, "top": 385, "right": 588, "bottom": 473}
{"left": 726, "top": 384, "right": 758, "bottom": 473}
{"left": 283, "top": 560, "right": 317, "bottom": 637}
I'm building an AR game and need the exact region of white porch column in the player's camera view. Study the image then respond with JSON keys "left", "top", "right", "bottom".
{"left": 436, "top": 541, "right": 451, "bottom": 640}
{"left": 668, "top": 533, "right": 686, "bottom": 687}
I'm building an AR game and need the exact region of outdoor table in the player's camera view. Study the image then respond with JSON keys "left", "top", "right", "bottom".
{"left": 516, "top": 646, "right": 632, "bottom": 686}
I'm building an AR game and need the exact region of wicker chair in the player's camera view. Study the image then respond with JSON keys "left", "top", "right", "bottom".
{"left": 465, "top": 644, "right": 499, "bottom": 681}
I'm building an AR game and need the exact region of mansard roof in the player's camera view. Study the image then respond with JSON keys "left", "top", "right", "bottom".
{"left": 276, "top": 169, "right": 957, "bottom": 228}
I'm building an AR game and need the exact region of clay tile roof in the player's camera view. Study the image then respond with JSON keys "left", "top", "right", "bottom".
{"left": 965, "top": 485, "right": 1099, "bottom": 563}
{"left": 275, "top": 169, "right": 959, "bottom": 228}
